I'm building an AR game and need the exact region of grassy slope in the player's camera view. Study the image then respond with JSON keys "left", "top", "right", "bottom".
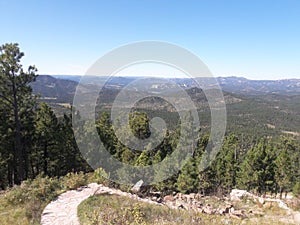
{"left": 78, "top": 194, "right": 221, "bottom": 225}
{"left": 0, "top": 173, "right": 297, "bottom": 225}
{"left": 78, "top": 194, "right": 292, "bottom": 225}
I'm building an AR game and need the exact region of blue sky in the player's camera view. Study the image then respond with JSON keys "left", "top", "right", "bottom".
{"left": 0, "top": 0, "right": 299, "bottom": 80}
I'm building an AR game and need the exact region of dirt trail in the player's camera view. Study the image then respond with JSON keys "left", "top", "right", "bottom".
{"left": 41, "top": 183, "right": 101, "bottom": 225}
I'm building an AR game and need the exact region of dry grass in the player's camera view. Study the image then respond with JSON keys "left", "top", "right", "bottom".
{"left": 0, "top": 194, "right": 33, "bottom": 225}
{"left": 78, "top": 194, "right": 296, "bottom": 225}
{"left": 78, "top": 194, "right": 240, "bottom": 225}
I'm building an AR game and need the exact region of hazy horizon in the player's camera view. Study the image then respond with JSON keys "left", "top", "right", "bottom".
{"left": 46, "top": 74, "right": 300, "bottom": 81}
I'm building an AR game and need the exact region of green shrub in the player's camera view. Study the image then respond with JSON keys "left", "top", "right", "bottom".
{"left": 4, "top": 184, "right": 26, "bottom": 205}
{"left": 27, "top": 175, "right": 61, "bottom": 202}
{"left": 92, "top": 167, "right": 110, "bottom": 185}
{"left": 5, "top": 175, "right": 61, "bottom": 205}
{"left": 293, "top": 182, "right": 300, "bottom": 197}
{"left": 62, "top": 171, "right": 87, "bottom": 190}
{"left": 79, "top": 196, "right": 146, "bottom": 225}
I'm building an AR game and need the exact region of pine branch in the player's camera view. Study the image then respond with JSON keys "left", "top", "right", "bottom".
{"left": 0, "top": 93, "right": 13, "bottom": 106}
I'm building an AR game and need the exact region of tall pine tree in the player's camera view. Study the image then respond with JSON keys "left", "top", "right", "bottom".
{"left": 0, "top": 43, "right": 37, "bottom": 185}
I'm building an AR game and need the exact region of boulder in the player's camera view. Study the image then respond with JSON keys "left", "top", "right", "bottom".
{"left": 163, "top": 195, "right": 175, "bottom": 202}
{"left": 131, "top": 180, "right": 143, "bottom": 193}
{"left": 230, "top": 209, "right": 246, "bottom": 219}
{"left": 263, "top": 201, "right": 273, "bottom": 209}
{"left": 230, "top": 189, "right": 252, "bottom": 201}
{"left": 195, "top": 193, "right": 204, "bottom": 200}
{"left": 203, "top": 204, "right": 215, "bottom": 214}
{"left": 217, "top": 205, "right": 231, "bottom": 215}
{"left": 293, "top": 212, "right": 300, "bottom": 224}
{"left": 249, "top": 209, "right": 264, "bottom": 216}
{"left": 258, "top": 197, "right": 265, "bottom": 205}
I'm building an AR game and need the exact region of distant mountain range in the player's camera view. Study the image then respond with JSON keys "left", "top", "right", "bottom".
{"left": 50, "top": 75, "right": 300, "bottom": 96}
{"left": 217, "top": 76, "right": 300, "bottom": 95}
{"left": 31, "top": 75, "right": 300, "bottom": 107}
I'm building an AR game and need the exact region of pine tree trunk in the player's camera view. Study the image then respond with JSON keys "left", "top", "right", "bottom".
{"left": 12, "top": 78, "right": 25, "bottom": 184}
{"left": 43, "top": 143, "right": 48, "bottom": 175}
{"left": 279, "top": 186, "right": 283, "bottom": 199}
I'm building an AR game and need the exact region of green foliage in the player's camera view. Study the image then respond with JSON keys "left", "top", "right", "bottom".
{"left": 293, "top": 182, "right": 300, "bottom": 197}
{"left": 176, "top": 158, "right": 199, "bottom": 194}
{"left": 274, "top": 137, "right": 298, "bottom": 198}
{"left": 96, "top": 112, "right": 117, "bottom": 156}
{"left": 5, "top": 175, "right": 61, "bottom": 205}
{"left": 234, "top": 136, "right": 300, "bottom": 197}
{"left": 59, "top": 113, "right": 92, "bottom": 174}
{"left": 92, "top": 167, "right": 110, "bottom": 186}
{"left": 0, "top": 44, "right": 91, "bottom": 189}
{"left": 31, "top": 105, "right": 91, "bottom": 181}
{"left": 32, "top": 103, "right": 60, "bottom": 176}
{"left": 0, "top": 43, "right": 37, "bottom": 185}
{"left": 94, "top": 111, "right": 300, "bottom": 198}
{"left": 275, "top": 148, "right": 292, "bottom": 195}
{"left": 135, "top": 150, "right": 151, "bottom": 166}
{"left": 62, "top": 171, "right": 87, "bottom": 190}
{"left": 237, "top": 139, "right": 270, "bottom": 194}
{"left": 210, "top": 134, "right": 239, "bottom": 194}
{"left": 129, "top": 111, "right": 151, "bottom": 139}
{"left": 198, "top": 167, "right": 214, "bottom": 195}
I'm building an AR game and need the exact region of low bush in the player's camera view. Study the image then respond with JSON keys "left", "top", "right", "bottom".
{"left": 293, "top": 182, "right": 300, "bottom": 198}
{"left": 62, "top": 171, "right": 87, "bottom": 190}
{"left": 91, "top": 167, "right": 110, "bottom": 186}
{"left": 5, "top": 174, "right": 61, "bottom": 205}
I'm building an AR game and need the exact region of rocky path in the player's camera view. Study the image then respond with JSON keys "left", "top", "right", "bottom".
{"left": 41, "top": 183, "right": 161, "bottom": 225}
{"left": 41, "top": 183, "right": 101, "bottom": 225}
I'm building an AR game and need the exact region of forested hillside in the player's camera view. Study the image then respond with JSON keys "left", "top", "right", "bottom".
{"left": 32, "top": 75, "right": 300, "bottom": 140}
